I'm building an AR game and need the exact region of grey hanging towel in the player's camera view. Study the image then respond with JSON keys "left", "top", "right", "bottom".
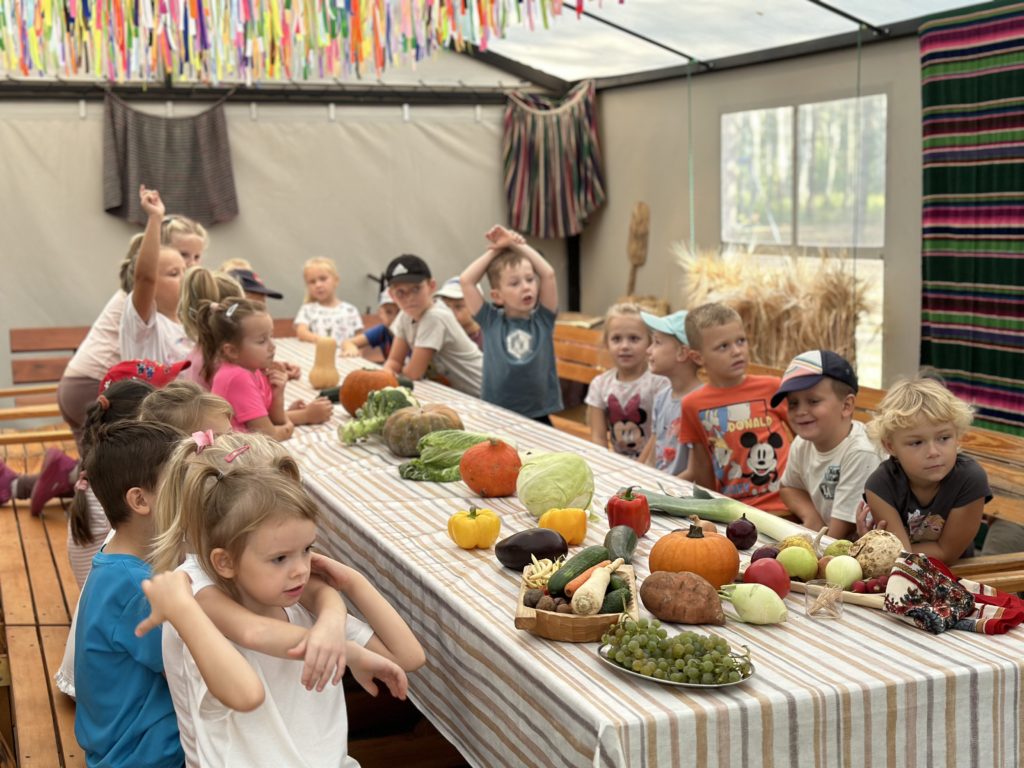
{"left": 103, "top": 93, "right": 239, "bottom": 226}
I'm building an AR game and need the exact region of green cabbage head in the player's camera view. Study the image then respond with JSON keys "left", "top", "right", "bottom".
{"left": 516, "top": 452, "right": 594, "bottom": 518}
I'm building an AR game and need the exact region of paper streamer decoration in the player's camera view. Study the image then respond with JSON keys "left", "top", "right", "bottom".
{"left": 0, "top": 0, "right": 594, "bottom": 83}
{"left": 503, "top": 79, "right": 606, "bottom": 238}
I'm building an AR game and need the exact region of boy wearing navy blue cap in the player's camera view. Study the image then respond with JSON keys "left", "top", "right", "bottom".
{"left": 639, "top": 311, "right": 702, "bottom": 474}
{"left": 774, "top": 350, "right": 882, "bottom": 538}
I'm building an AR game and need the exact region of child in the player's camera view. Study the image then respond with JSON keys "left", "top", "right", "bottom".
{"left": 460, "top": 226, "right": 561, "bottom": 420}
{"left": 295, "top": 257, "right": 364, "bottom": 344}
{"left": 154, "top": 432, "right": 422, "bottom": 768}
{"left": 638, "top": 311, "right": 701, "bottom": 474}
{"left": 678, "top": 302, "right": 792, "bottom": 512}
{"left": 199, "top": 298, "right": 332, "bottom": 440}
{"left": 864, "top": 378, "right": 990, "bottom": 563}
{"left": 383, "top": 254, "right": 483, "bottom": 397}
{"left": 57, "top": 234, "right": 144, "bottom": 451}
{"left": 584, "top": 303, "right": 668, "bottom": 457}
{"left": 775, "top": 350, "right": 882, "bottom": 538}
{"left": 177, "top": 266, "right": 233, "bottom": 389}
{"left": 120, "top": 186, "right": 192, "bottom": 364}
{"left": 138, "top": 380, "right": 235, "bottom": 436}
{"left": 219, "top": 258, "right": 253, "bottom": 273}
{"left": 435, "top": 277, "right": 483, "bottom": 349}
{"left": 342, "top": 289, "right": 399, "bottom": 360}
{"left": 161, "top": 214, "right": 208, "bottom": 268}
{"left": 67, "top": 379, "right": 156, "bottom": 587}
{"left": 73, "top": 420, "right": 187, "bottom": 767}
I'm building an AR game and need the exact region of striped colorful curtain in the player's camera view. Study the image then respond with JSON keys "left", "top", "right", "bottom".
{"left": 503, "top": 80, "right": 606, "bottom": 239}
{"left": 919, "top": 2, "right": 1024, "bottom": 436}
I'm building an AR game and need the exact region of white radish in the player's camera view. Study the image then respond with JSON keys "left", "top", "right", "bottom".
{"left": 571, "top": 558, "right": 624, "bottom": 615}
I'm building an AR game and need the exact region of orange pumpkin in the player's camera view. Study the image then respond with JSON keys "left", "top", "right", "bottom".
{"left": 648, "top": 525, "right": 740, "bottom": 589}
{"left": 339, "top": 369, "right": 399, "bottom": 416}
{"left": 459, "top": 438, "right": 521, "bottom": 497}
{"left": 383, "top": 405, "right": 464, "bottom": 457}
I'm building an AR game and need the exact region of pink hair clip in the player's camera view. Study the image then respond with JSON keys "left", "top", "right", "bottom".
{"left": 224, "top": 444, "right": 251, "bottom": 463}
{"left": 192, "top": 429, "right": 216, "bottom": 452}
{"left": 74, "top": 471, "right": 89, "bottom": 493}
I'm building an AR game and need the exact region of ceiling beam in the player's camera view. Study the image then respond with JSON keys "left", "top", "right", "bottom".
{"left": 462, "top": 48, "right": 570, "bottom": 94}
{"left": 806, "top": 0, "right": 889, "bottom": 37}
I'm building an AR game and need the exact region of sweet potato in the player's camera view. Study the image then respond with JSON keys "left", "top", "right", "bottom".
{"left": 639, "top": 571, "right": 726, "bottom": 625}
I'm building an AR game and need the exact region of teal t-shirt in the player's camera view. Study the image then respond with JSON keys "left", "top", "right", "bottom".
{"left": 74, "top": 550, "right": 183, "bottom": 768}
{"left": 476, "top": 303, "right": 563, "bottom": 418}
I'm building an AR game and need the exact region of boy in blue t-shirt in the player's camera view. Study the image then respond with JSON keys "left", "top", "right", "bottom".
{"left": 74, "top": 421, "right": 186, "bottom": 768}
{"left": 342, "top": 289, "right": 399, "bottom": 361}
{"left": 460, "top": 225, "right": 563, "bottom": 422}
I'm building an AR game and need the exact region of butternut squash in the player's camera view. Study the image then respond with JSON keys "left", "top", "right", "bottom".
{"left": 308, "top": 337, "right": 340, "bottom": 388}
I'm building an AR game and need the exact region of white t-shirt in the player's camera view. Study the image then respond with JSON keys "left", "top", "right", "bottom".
{"left": 585, "top": 369, "right": 670, "bottom": 458}
{"left": 119, "top": 294, "right": 192, "bottom": 363}
{"left": 294, "top": 302, "right": 364, "bottom": 342}
{"left": 163, "top": 556, "right": 372, "bottom": 768}
{"left": 392, "top": 301, "right": 483, "bottom": 397}
{"left": 780, "top": 420, "right": 883, "bottom": 524}
{"left": 64, "top": 291, "right": 126, "bottom": 380}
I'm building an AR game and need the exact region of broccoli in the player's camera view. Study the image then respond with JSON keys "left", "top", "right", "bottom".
{"left": 338, "top": 387, "right": 419, "bottom": 444}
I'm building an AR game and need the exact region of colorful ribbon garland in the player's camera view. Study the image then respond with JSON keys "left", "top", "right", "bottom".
{"left": 0, "top": 0, "right": 590, "bottom": 82}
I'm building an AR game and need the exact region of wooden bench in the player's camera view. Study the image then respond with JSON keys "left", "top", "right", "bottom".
{"left": 549, "top": 323, "right": 609, "bottom": 441}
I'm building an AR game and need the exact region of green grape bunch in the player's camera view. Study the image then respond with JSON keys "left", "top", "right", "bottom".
{"left": 601, "top": 618, "right": 752, "bottom": 685}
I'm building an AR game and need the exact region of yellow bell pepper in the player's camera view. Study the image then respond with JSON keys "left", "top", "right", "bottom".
{"left": 538, "top": 507, "right": 587, "bottom": 546}
{"left": 447, "top": 506, "right": 502, "bottom": 550}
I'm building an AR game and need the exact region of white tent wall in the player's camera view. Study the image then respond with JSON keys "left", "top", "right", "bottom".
{"left": 583, "top": 36, "right": 922, "bottom": 386}
{"left": 0, "top": 97, "right": 567, "bottom": 387}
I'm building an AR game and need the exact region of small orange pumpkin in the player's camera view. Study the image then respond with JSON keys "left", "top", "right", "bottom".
{"left": 648, "top": 525, "right": 740, "bottom": 589}
{"left": 340, "top": 369, "right": 399, "bottom": 416}
{"left": 459, "top": 438, "right": 521, "bottom": 497}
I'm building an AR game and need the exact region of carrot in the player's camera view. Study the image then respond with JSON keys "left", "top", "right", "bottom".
{"left": 564, "top": 560, "right": 612, "bottom": 597}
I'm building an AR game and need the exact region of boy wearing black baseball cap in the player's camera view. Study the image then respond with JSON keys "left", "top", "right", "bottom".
{"left": 774, "top": 350, "right": 882, "bottom": 539}
{"left": 383, "top": 255, "right": 482, "bottom": 397}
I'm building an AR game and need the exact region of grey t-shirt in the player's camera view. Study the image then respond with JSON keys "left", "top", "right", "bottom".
{"left": 864, "top": 454, "right": 991, "bottom": 558}
{"left": 476, "top": 303, "right": 563, "bottom": 418}
{"left": 393, "top": 301, "right": 483, "bottom": 397}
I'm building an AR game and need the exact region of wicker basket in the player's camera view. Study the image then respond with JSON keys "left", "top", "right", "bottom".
{"left": 514, "top": 565, "right": 639, "bottom": 643}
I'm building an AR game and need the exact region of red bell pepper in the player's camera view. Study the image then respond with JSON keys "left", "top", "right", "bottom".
{"left": 605, "top": 486, "right": 651, "bottom": 537}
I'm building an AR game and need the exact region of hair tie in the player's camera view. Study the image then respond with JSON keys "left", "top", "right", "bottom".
{"left": 97, "top": 395, "right": 110, "bottom": 411}
{"left": 74, "top": 471, "right": 89, "bottom": 493}
{"left": 224, "top": 444, "right": 251, "bottom": 463}
{"left": 192, "top": 429, "right": 216, "bottom": 452}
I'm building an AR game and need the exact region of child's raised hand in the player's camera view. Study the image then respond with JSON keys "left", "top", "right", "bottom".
{"left": 135, "top": 571, "right": 194, "bottom": 637}
{"left": 138, "top": 185, "right": 166, "bottom": 219}
{"left": 350, "top": 646, "right": 408, "bottom": 700}
{"left": 287, "top": 611, "right": 347, "bottom": 692}
{"left": 485, "top": 225, "right": 525, "bottom": 250}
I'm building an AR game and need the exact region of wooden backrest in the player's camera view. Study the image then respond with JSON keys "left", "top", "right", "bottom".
{"left": 553, "top": 325, "right": 610, "bottom": 385}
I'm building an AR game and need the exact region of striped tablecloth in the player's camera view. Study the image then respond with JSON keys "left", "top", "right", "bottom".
{"left": 275, "top": 338, "right": 1024, "bottom": 768}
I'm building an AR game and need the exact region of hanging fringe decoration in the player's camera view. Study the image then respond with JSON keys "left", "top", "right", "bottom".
{"left": 503, "top": 79, "right": 606, "bottom": 239}
{"left": 0, "top": 0, "right": 596, "bottom": 83}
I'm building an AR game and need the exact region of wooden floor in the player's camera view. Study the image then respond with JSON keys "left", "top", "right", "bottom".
{"left": 0, "top": 431, "right": 467, "bottom": 768}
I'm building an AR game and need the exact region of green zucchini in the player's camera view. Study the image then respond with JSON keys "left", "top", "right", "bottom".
{"left": 547, "top": 546, "right": 609, "bottom": 596}
{"left": 599, "top": 587, "right": 632, "bottom": 614}
{"left": 608, "top": 573, "right": 628, "bottom": 593}
{"left": 603, "top": 526, "right": 639, "bottom": 564}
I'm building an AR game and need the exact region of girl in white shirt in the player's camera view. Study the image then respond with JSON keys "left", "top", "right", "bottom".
{"left": 151, "top": 433, "right": 425, "bottom": 768}
{"left": 294, "top": 257, "right": 364, "bottom": 344}
{"left": 120, "top": 186, "right": 192, "bottom": 364}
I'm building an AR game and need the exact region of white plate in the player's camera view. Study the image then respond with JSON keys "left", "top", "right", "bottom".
{"left": 596, "top": 644, "right": 756, "bottom": 688}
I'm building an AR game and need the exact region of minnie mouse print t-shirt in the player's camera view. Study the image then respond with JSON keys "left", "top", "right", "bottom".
{"left": 678, "top": 375, "right": 791, "bottom": 512}
{"left": 585, "top": 369, "right": 669, "bottom": 458}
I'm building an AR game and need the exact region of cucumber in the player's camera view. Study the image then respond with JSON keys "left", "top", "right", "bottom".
{"left": 608, "top": 573, "right": 628, "bottom": 593}
{"left": 599, "top": 587, "right": 632, "bottom": 614}
{"left": 604, "top": 526, "right": 639, "bottom": 564}
{"left": 547, "top": 546, "right": 609, "bottom": 596}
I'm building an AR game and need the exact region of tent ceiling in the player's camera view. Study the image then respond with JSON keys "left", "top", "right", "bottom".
{"left": 483, "top": 0, "right": 987, "bottom": 87}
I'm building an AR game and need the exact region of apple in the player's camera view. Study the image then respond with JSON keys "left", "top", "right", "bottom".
{"left": 817, "top": 556, "right": 833, "bottom": 579}
{"left": 743, "top": 557, "right": 791, "bottom": 599}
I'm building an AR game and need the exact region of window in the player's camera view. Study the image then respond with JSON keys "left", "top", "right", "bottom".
{"left": 721, "top": 94, "right": 887, "bottom": 249}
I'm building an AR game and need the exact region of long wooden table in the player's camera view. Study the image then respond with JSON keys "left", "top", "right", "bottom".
{"left": 276, "top": 338, "right": 1024, "bottom": 768}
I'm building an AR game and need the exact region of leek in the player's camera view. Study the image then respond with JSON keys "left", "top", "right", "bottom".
{"left": 625, "top": 486, "right": 807, "bottom": 544}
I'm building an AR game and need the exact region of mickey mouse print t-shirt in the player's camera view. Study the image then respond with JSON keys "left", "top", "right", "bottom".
{"left": 585, "top": 369, "right": 669, "bottom": 458}
{"left": 678, "top": 375, "right": 792, "bottom": 512}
